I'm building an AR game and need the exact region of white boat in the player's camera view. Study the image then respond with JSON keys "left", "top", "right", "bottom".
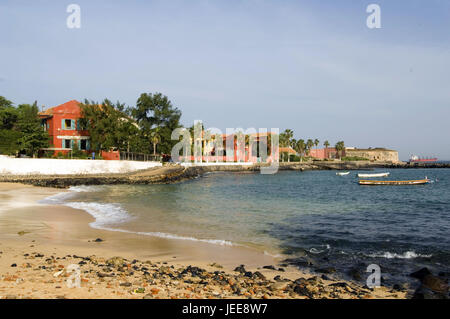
{"left": 336, "top": 172, "right": 350, "bottom": 176}
{"left": 357, "top": 172, "right": 390, "bottom": 178}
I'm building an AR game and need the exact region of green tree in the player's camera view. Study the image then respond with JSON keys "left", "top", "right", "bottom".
{"left": 16, "top": 102, "right": 49, "bottom": 157}
{"left": 335, "top": 141, "right": 345, "bottom": 159}
{"left": 150, "top": 128, "right": 161, "bottom": 156}
{"left": 80, "top": 99, "right": 142, "bottom": 153}
{"left": 280, "top": 129, "right": 294, "bottom": 162}
{"left": 295, "top": 139, "right": 306, "bottom": 162}
{"left": 314, "top": 138, "right": 319, "bottom": 149}
{"left": 133, "top": 93, "right": 182, "bottom": 154}
{"left": 306, "top": 139, "right": 314, "bottom": 155}
{"left": 0, "top": 96, "right": 20, "bottom": 154}
{"left": 323, "top": 140, "right": 330, "bottom": 158}
{"left": 0, "top": 96, "right": 18, "bottom": 130}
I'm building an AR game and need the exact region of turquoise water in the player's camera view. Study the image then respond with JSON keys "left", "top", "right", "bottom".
{"left": 47, "top": 168, "right": 450, "bottom": 284}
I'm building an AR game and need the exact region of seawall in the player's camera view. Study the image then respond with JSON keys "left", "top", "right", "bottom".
{"left": 0, "top": 156, "right": 161, "bottom": 175}
{"left": 1, "top": 161, "right": 449, "bottom": 188}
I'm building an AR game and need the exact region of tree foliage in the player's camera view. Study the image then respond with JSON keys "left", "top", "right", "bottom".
{"left": 335, "top": 141, "right": 345, "bottom": 158}
{"left": 133, "top": 93, "right": 182, "bottom": 154}
{"left": 0, "top": 97, "right": 49, "bottom": 156}
{"left": 16, "top": 102, "right": 50, "bottom": 157}
{"left": 80, "top": 99, "right": 144, "bottom": 152}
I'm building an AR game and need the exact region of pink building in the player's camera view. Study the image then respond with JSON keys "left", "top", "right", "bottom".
{"left": 309, "top": 147, "right": 341, "bottom": 159}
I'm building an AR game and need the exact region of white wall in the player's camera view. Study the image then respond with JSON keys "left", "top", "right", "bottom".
{"left": 0, "top": 156, "right": 161, "bottom": 175}
{"left": 181, "top": 162, "right": 253, "bottom": 167}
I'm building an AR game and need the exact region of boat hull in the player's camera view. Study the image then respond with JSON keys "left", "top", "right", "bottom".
{"left": 357, "top": 172, "right": 390, "bottom": 178}
{"left": 336, "top": 172, "right": 350, "bottom": 176}
{"left": 359, "top": 179, "right": 429, "bottom": 186}
{"left": 410, "top": 159, "right": 438, "bottom": 163}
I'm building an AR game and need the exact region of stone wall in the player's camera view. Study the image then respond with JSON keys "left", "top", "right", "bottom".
{"left": 345, "top": 149, "right": 399, "bottom": 163}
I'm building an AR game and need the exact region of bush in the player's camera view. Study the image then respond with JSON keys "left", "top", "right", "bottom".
{"left": 341, "top": 156, "right": 369, "bottom": 161}
{"left": 0, "top": 130, "right": 21, "bottom": 155}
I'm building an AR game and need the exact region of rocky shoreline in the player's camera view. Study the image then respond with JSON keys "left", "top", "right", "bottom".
{"left": 1, "top": 161, "right": 449, "bottom": 189}
{"left": 0, "top": 248, "right": 407, "bottom": 299}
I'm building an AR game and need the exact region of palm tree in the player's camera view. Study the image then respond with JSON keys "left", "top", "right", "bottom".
{"left": 281, "top": 129, "right": 294, "bottom": 162}
{"left": 314, "top": 139, "right": 319, "bottom": 149}
{"left": 150, "top": 128, "right": 161, "bottom": 156}
{"left": 335, "top": 141, "right": 345, "bottom": 159}
{"left": 290, "top": 138, "right": 297, "bottom": 150}
{"left": 290, "top": 138, "right": 297, "bottom": 162}
{"left": 284, "top": 129, "right": 294, "bottom": 144}
{"left": 323, "top": 140, "right": 330, "bottom": 158}
{"left": 295, "top": 139, "right": 306, "bottom": 162}
{"left": 306, "top": 139, "right": 314, "bottom": 156}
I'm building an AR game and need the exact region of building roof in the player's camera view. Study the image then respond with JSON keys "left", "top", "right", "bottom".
{"left": 38, "top": 100, "right": 81, "bottom": 118}
{"left": 279, "top": 147, "right": 297, "bottom": 154}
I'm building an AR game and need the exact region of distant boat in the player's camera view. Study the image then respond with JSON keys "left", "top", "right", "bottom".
{"left": 409, "top": 155, "right": 438, "bottom": 163}
{"left": 357, "top": 172, "right": 390, "bottom": 178}
{"left": 336, "top": 172, "right": 350, "bottom": 176}
{"left": 359, "top": 178, "right": 430, "bottom": 186}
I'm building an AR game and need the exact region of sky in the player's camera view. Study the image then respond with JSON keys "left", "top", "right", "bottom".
{"left": 1, "top": 0, "right": 449, "bottom": 160}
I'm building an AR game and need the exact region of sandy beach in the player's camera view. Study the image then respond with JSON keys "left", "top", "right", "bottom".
{"left": 0, "top": 183, "right": 406, "bottom": 299}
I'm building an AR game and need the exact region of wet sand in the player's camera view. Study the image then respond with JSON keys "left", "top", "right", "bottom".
{"left": 0, "top": 183, "right": 405, "bottom": 299}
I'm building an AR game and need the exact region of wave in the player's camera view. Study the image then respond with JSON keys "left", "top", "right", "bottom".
{"left": 39, "top": 191, "right": 77, "bottom": 205}
{"left": 39, "top": 185, "right": 103, "bottom": 205}
{"left": 41, "top": 185, "right": 234, "bottom": 247}
{"left": 99, "top": 227, "right": 233, "bottom": 246}
{"left": 309, "top": 244, "right": 331, "bottom": 254}
{"left": 366, "top": 251, "right": 432, "bottom": 259}
{"left": 69, "top": 185, "right": 104, "bottom": 193}
{"left": 264, "top": 251, "right": 283, "bottom": 258}
{"left": 64, "top": 202, "right": 132, "bottom": 228}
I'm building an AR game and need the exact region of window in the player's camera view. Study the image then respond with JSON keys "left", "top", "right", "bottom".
{"left": 64, "top": 139, "right": 72, "bottom": 149}
{"left": 80, "top": 140, "right": 87, "bottom": 150}
{"left": 62, "top": 119, "right": 75, "bottom": 130}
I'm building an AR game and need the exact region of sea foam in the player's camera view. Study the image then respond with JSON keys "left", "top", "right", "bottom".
{"left": 41, "top": 185, "right": 234, "bottom": 246}
{"left": 367, "top": 251, "right": 432, "bottom": 259}
{"left": 64, "top": 202, "right": 132, "bottom": 228}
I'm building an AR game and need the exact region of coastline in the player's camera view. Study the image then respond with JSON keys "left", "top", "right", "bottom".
{"left": 1, "top": 161, "right": 449, "bottom": 189}
{"left": 0, "top": 183, "right": 406, "bottom": 299}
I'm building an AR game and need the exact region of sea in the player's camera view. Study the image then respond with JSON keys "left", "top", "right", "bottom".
{"left": 42, "top": 168, "right": 450, "bottom": 287}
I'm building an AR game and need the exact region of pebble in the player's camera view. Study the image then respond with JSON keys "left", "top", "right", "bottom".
{"left": 262, "top": 265, "right": 276, "bottom": 270}
{"left": 0, "top": 248, "right": 395, "bottom": 300}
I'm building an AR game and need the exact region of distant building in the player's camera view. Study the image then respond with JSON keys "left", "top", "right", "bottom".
{"left": 345, "top": 148, "right": 399, "bottom": 162}
{"left": 38, "top": 100, "right": 119, "bottom": 160}
{"left": 185, "top": 132, "right": 279, "bottom": 163}
{"left": 308, "top": 147, "right": 340, "bottom": 159}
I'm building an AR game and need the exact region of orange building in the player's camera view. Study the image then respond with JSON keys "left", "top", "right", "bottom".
{"left": 38, "top": 100, "right": 119, "bottom": 160}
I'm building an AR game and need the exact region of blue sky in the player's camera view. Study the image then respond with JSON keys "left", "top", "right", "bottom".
{"left": 1, "top": 0, "right": 450, "bottom": 160}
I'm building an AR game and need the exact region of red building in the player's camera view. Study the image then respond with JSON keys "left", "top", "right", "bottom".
{"left": 38, "top": 100, "right": 119, "bottom": 159}
{"left": 308, "top": 147, "right": 341, "bottom": 159}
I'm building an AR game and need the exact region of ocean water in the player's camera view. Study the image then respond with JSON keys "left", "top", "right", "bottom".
{"left": 43, "top": 168, "right": 450, "bottom": 285}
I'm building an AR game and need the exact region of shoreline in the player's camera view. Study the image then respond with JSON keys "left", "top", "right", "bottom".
{"left": 0, "top": 183, "right": 406, "bottom": 299}
{"left": 1, "top": 161, "right": 449, "bottom": 189}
